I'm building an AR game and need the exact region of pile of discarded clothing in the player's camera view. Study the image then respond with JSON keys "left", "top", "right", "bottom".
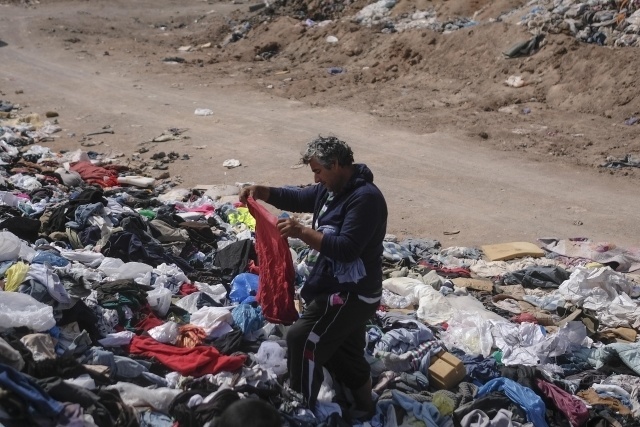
{"left": 514, "top": 0, "right": 640, "bottom": 47}
{"left": 1, "top": 114, "right": 640, "bottom": 427}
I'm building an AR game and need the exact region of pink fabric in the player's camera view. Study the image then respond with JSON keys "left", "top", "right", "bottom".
{"left": 247, "top": 197, "right": 298, "bottom": 325}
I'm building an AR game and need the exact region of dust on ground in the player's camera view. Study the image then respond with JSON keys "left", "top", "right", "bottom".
{"left": 4, "top": 0, "right": 637, "bottom": 178}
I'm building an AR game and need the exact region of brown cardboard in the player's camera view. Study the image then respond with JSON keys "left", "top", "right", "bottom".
{"left": 451, "top": 278, "right": 494, "bottom": 292}
{"left": 428, "top": 351, "right": 466, "bottom": 390}
{"left": 481, "top": 242, "right": 544, "bottom": 261}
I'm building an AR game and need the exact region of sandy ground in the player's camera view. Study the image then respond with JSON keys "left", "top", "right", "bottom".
{"left": 0, "top": 0, "right": 639, "bottom": 249}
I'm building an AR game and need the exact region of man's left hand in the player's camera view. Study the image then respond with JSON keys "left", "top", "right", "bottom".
{"left": 277, "top": 217, "right": 305, "bottom": 239}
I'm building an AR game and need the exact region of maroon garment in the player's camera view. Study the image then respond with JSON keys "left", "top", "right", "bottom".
{"left": 536, "top": 379, "right": 589, "bottom": 427}
{"left": 69, "top": 161, "right": 119, "bottom": 188}
{"left": 179, "top": 283, "right": 198, "bottom": 296}
{"left": 127, "top": 335, "right": 246, "bottom": 377}
{"left": 247, "top": 197, "right": 299, "bottom": 325}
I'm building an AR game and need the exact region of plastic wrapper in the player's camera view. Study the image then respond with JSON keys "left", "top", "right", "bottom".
{"left": 149, "top": 321, "right": 179, "bottom": 345}
{"left": 229, "top": 273, "right": 259, "bottom": 303}
{"left": 0, "top": 292, "right": 56, "bottom": 332}
{"left": 255, "top": 341, "right": 288, "bottom": 375}
{"left": 381, "top": 289, "right": 414, "bottom": 309}
{"left": 0, "top": 231, "right": 21, "bottom": 262}
{"left": 441, "top": 312, "right": 494, "bottom": 357}
{"left": 147, "top": 287, "right": 172, "bottom": 317}
{"left": 105, "top": 382, "right": 181, "bottom": 414}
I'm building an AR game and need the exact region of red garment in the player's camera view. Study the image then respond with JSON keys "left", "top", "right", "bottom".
{"left": 127, "top": 335, "right": 246, "bottom": 377}
{"left": 247, "top": 259, "right": 260, "bottom": 275}
{"left": 247, "top": 197, "right": 298, "bottom": 325}
{"left": 179, "top": 283, "right": 198, "bottom": 296}
{"left": 511, "top": 313, "right": 539, "bottom": 324}
{"left": 536, "top": 379, "right": 589, "bottom": 427}
{"left": 134, "top": 306, "right": 164, "bottom": 331}
{"left": 69, "top": 161, "right": 119, "bottom": 188}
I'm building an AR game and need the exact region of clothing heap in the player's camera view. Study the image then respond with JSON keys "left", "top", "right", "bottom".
{"left": 513, "top": 0, "right": 640, "bottom": 48}
{"left": 1, "top": 117, "right": 640, "bottom": 427}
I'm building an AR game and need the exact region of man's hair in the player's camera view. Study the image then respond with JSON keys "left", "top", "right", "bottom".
{"left": 301, "top": 135, "right": 354, "bottom": 168}
{"left": 216, "top": 398, "right": 281, "bottom": 427}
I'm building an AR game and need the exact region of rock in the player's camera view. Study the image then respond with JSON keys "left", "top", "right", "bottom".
{"left": 154, "top": 171, "right": 170, "bottom": 180}
{"left": 45, "top": 111, "right": 59, "bottom": 118}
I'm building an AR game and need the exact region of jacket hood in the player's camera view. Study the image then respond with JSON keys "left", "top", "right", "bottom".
{"left": 353, "top": 163, "right": 374, "bottom": 184}
{"left": 339, "top": 163, "right": 373, "bottom": 195}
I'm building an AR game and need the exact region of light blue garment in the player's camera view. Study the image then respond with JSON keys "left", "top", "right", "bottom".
{"left": 383, "top": 241, "right": 415, "bottom": 263}
{"left": 374, "top": 327, "right": 435, "bottom": 355}
{"left": 318, "top": 225, "right": 366, "bottom": 284}
{"left": 0, "top": 260, "right": 14, "bottom": 276}
{"left": 371, "top": 390, "right": 453, "bottom": 427}
{"left": 231, "top": 303, "right": 265, "bottom": 337}
{"left": 573, "top": 342, "right": 640, "bottom": 376}
{"left": 138, "top": 410, "right": 174, "bottom": 427}
{"left": 32, "top": 251, "right": 70, "bottom": 267}
{"left": 477, "top": 378, "right": 548, "bottom": 427}
{"left": 83, "top": 347, "right": 151, "bottom": 380}
{"left": 68, "top": 202, "right": 104, "bottom": 229}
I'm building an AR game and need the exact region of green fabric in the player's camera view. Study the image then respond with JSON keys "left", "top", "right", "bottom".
{"left": 138, "top": 209, "right": 156, "bottom": 220}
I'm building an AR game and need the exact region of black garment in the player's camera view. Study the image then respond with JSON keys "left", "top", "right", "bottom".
{"left": 29, "top": 357, "right": 112, "bottom": 386}
{"left": 0, "top": 216, "right": 40, "bottom": 242}
{"left": 36, "top": 377, "right": 99, "bottom": 408}
{"left": 94, "top": 388, "right": 139, "bottom": 427}
{"left": 211, "top": 328, "right": 244, "bottom": 355}
{"left": 211, "top": 239, "right": 255, "bottom": 283}
{"left": 42, "top": 205, "right": 68, "bottom": 234}
{"left": 453, "top": 392, "right": 529, "bottom": 427}
{"left": 501, "top": 266, "right": 571, "bottom": 289}
{"left": 79, "top": 225, "right": 101, "bottom": 246}
{"left": 500, "top": 365, "right": 538, "bottom": 391}
{"left": 170, "top": 388, "right": 238, "bottom": 427}
{"left": 58, "top": 300, "right": 101, "bottom": 343}
{"left": 179, "top": 221, "right": 217, "bottom": 246}
{"left": 120, "top": 214, "right": 157, "bottom": 244}
{"left": 101, "top": 231, "right": 193, "bottom": 272}
{"left": 93, "top": 279, "right": 151, "bottom": 307}
{"left": 0, "top": 386, "right": 32, "bottom": 427}
{"left": 287, "top": 292, "right": 378, "bottom": 409}
{"left": 565, "top": 370, "right": 608, "bottom": 391}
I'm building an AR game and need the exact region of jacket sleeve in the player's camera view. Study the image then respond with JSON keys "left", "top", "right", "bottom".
{"left": 320, "top": 191, "right": 384, "bottom": 262}
{"left": 267, "top": 185, "right": 319, "bottom": 213}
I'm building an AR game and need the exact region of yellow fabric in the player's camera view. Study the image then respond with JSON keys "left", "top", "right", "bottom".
{"left": 227, "top": 207, "right": 256, "bottom": 231}
{"left": 5, "top": 262, "right": 29, "bottom": 292}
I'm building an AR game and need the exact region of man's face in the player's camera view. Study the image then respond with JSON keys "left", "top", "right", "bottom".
{"left": 309, "top": 157, "right": 339, "bottom": 192}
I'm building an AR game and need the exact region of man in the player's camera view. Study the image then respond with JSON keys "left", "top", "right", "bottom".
{"left": 239, "top": 136, "right": 387, "bottom": 418}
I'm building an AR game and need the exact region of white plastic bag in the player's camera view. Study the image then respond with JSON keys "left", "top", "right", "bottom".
{"left": 0, "top": 292, "right": 56, "bottom": 332}
{"left": 105, "top": 382, "right": 181, "bottom": 414}
{"left": 115, "top": 262, "right": 154, "bottom": 280}
{"left": 255, "top": 341, "right": 288, "bottom": 375}
{"left": 441, "top": 312, "right": 495, "bottom": 357}
{"left": 382, "top": 277, "right": 423, "bottom": 304}
{"left": 147, "top": 287, "right": 172, "bottom": 317}
{"left": 149, "top": 321, "right": 179, "bottom": 344}
{"left": 0, "top": 231, "right": 21, "bottom": 262}
{"left": 98, "top": 257, "right": 125, "bottom": 276}
{"left": 175, "top": 292, "right": 201, "bottom": 314}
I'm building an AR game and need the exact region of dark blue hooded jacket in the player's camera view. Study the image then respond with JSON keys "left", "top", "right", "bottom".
{"left": 268, "top": 164, "right": 387, "bottom": 302}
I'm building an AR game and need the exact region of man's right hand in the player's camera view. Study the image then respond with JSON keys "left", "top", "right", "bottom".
{"left": 239, "top": 185, "right": 270, "bottom": 204}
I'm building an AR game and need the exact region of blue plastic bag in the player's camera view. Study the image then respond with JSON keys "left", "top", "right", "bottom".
{"left": 229, "top": 272, "right": 259, "bottom": 303}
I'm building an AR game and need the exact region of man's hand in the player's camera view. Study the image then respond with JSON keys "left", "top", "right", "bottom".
{"left": 239, "top": 185, "right": 270, "bottom": 204}
{"left": 276, "top": 217, "right": 305, "bottom": 239}
{"left": 277, "top": 217, "right": 324, "bottom": 251}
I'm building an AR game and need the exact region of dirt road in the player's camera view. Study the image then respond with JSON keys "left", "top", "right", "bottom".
{"left": 1, "top": 0, "right": 638, "bottom": 248}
